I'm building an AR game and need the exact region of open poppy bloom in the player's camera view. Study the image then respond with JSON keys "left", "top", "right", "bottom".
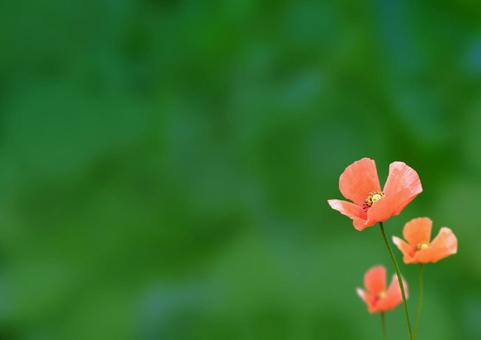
{"left": 392, "top": 217, "right": 458, "bottom": 264}
{"left": 356, "top": 265, "right": 407, "bottom": 313}
{"left": 328, "top": 158, "right": 422, "bottom": 231}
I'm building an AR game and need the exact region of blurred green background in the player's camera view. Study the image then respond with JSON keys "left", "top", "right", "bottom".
{"left": 1, "top": 0, "right": 480, "bottom": 339}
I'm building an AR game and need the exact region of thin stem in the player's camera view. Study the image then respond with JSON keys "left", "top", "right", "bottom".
{"left": 414, "top": 264, "right": 425, "bottom": 339}
{"left": 381, "top": 312, "right": 388, "bottom": 340}
{"left": 379, "top": 222, "right": 413, "bottom": 340}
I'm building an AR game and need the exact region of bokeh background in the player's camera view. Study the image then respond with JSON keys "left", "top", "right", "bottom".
{"left": 1, "top": 0, "right": 480, "bottom": 339}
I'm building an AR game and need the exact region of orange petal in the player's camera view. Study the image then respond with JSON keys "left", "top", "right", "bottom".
{"left": 392, "top": 236, "right": 415, "bottom": 263}
{"left": 382, "top": 162, "right": 423, "bottom": 215}
{"left": 377, "top": 274, "right": 407, "bottom": 312}
{"left": 357, "top": 288, "right": 377, "bottom": 313}
{"left": 353, "top": 219, "right": 369, "bottom": 231}
{"left": 403, "top": 217, "right": 432, "bottom": 245}
{"left": 339, "top": 158, "right": 381, "bottom": 206}
{"left": 383, "top": 162, "right": 423, "bottom": 196}
{"left": 327, "top": 199, "right": 367, "bottom": 230}
{"left": 364, "top": 266, "right": 386, "bottom": 295}
{"left": 365, "top": 193, "right": 399, "bottom": 224}
{"left": 415, "top": 227, "right": 457, "bottom": 263}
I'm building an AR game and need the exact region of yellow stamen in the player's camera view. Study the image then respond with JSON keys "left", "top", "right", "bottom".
{"left": 417, "top": 243, "right": 429, "bottom": 250}
{"left": 363, "top": 191, "right": 385, "bottom": 210}
{"left": 371, "top": 193, "right": 383, "bottom": 203}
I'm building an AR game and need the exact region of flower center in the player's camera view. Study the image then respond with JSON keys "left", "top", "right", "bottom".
{"left": 363, "top": 191, "right": 385, "bottom": 210}
{"left": 371, "top": 193, "right": 383, "bottom": 203}
{"left": 377, "top": 291, "right": 387, "bottom": 299}
{"left": 416, "top": 243, "right": 429, "bottom": 250}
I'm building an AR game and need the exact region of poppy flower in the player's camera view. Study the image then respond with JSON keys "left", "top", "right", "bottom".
{"left": 392, "top": 217, "right": 458, "bottom": 264}
{"left": 356, "top": 265, "right": 407, "bottom": 313}
{"left": 328, "top": 158, "right": 422, "bottom": 231}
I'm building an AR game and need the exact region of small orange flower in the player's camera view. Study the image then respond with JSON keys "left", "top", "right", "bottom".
{"left": 356, "top": 265, "right": 407, "bottom": 313}
{"left": 392, "top": 217, "right": 458, "bottom": 264}
{"left": 328, "top": 158, "right": 422, "bottom": 231}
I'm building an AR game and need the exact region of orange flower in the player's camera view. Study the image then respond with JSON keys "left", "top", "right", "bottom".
{"left": 392, "top": 217, "right": 458, "bottom": 264}
{"left": 328, "top": 158, "right": 422, "bottom": 231}
{"left": 356, "top": 265, "right": 407, "bottom": 313}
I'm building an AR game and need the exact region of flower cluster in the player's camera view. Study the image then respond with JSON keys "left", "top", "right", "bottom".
{"left": 328, "top": 158, "right": 458, "bottom": 339}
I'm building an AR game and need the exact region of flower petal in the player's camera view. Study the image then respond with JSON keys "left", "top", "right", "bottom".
{"left": 357, "top": 288, "right": 377, "bottom": 313}
{"left": 392, "top": 236, "right": 415, "bottom": 263}
{"left": 365, "top": 193, "right": 400, "bottom": 225}
{"left": 327, "top": 199, "right": 367, "bottom": 231}
{"left": 339, "top": 158, "right": 381, "bottom": 206}
{"left": 364, "top": 266, "right": 386, "bottom": 295}
{"left": 403, "top": 217, "right": 432, "bottom": 245}
{"left": 352, "top": 219, "right": 369, "bottom": 231}
{"left": 377, "top": 274, "right": 407, "bottom": 312}
{"left": 382, "top": 162, "right": 423, "bottom": 215}
{"left": 415, "top": 227, "right": 457, "bottom": 263}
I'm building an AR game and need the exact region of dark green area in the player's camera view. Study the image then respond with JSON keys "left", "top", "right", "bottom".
{"left": 1, "top": 1, "right": 480, "bottom": 339}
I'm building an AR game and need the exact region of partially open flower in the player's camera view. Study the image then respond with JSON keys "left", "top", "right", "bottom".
{"left": 356, "top": 265, "right": 407, "bottom": 313}
{"left": 328, "top": 158, "right": 423, "bottom": 231}
{"left": 392, "top": 217, "right": 458, "bottom": 264}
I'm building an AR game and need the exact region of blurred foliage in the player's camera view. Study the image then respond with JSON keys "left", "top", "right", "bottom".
{"left": 1, "top": 0, "right": 481, "bottom": 339}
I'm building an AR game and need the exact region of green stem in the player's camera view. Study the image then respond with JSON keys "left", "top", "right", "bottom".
{"left": 414, "top": 264, "right": 424, "bottom": 339}
{"left": 379, "top": 222, "right": 413, "bottom": 340}
{"left": 381, "top": 312, "right": 388, "bottom": 340}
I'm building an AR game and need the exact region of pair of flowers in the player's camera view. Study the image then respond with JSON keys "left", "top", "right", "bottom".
{"left": 327, "top": 158, "right": 457, "bottom": 338}
{"left": 356, "top": 217, "right": 457, "bottom": 313}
